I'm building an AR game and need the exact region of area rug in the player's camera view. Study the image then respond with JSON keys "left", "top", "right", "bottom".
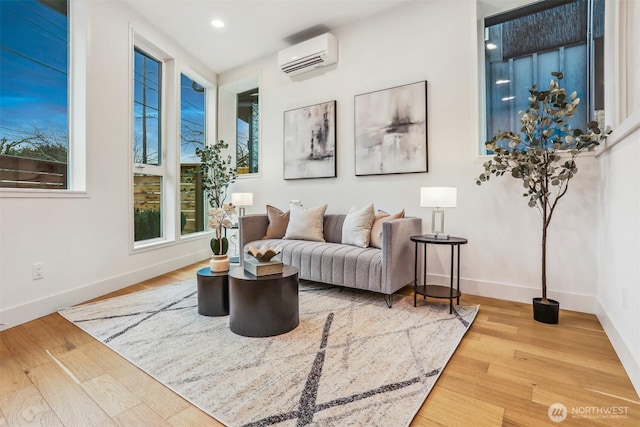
{"left": 59, "top": 280, "right": 478, "bottom": 427}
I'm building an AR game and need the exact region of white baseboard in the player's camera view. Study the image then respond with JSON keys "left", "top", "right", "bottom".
{"left": 427, "top": 274, "right": 597, "bottom": 314}
{"left": 0, "top": 250, "right": 210, "bottom": 332}
{"left": 596, "top": 301, "right": 640, "bottom": 398}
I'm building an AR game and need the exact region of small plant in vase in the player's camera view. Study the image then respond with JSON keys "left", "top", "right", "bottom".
{"left": 196, "top": 140, "right": 239, "bottom": 271}
{"left": 208, "top": 203, "right": 236, "bottom": 272}
{"left": 476, "top": 72, "right": 611, "bottom": 324}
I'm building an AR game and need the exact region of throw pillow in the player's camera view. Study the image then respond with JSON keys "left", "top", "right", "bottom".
{"left": 341, "top": 203, "right": 375, "bottom": 248}
{"left": 263, "top": 205, "right": 289, "bottom": 239}
{"left": 369, "top": 209, "right": 405, "bottom": 248}
{"left": 284, "top": 203, "right": 328, "bottom": 242}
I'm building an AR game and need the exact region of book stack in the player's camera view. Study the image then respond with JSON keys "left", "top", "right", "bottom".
{"left": 244, "top": 257, "right": 283, "bottom": 276}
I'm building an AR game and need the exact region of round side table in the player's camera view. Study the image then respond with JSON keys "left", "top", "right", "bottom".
{"left": 410, "top": 235, "right": 468, "bottom": 313}
{"left": 196, "top": 267, "right": 229, "bottom": 316}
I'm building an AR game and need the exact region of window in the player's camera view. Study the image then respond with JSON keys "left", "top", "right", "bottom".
{"left": 133, "top": 48, "right": 163, "bottom": 242}
{"left": 236, "top": 88, "right": 259, "bottom": 175}
{"left": 179, "top": 73, "right": 206, "bottom": 235}
{"left": 0, "top": 0, "right": 69, "bottom": 189}
{"left": 482, "top": 0, "right": 604, "bottom": 153}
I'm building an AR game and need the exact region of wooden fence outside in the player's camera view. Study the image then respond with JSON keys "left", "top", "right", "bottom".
{"left": 0, "top": 154, "right": 67, "bottom": 189}
{"left": 133, "top": 164, "right": 204, "bottom": 235}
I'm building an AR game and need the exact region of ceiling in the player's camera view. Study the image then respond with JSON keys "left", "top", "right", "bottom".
{"left": 123, "top": 0, "right": 413, "bottom": 74}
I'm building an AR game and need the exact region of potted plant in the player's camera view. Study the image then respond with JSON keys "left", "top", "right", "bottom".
{"left": 196, "top": 140, "right": 238, "bottom": 269}
{"left": 476, "top": 72, "right": 610, "bottom": 324}
{"left": 208, "top": 203, "right": 236, "bottom": 271}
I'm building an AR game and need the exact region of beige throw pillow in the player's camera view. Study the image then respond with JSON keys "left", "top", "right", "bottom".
{"left": 369, "top": 209, "right": 405, "bottom": 248}
{"left": 341, "top": 203, "right": 375, "bottom": 248}
{"left": 284, "top": 203, "right": 328, "bottom": 242}
{"left": 263, "top": 205, "right": 289, "bottom": 239}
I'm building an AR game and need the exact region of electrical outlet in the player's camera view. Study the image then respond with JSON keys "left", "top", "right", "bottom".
{"left": 33, "top": 263, "right": 44, "bottom": 280}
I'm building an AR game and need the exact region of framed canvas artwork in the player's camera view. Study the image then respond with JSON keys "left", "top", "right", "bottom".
{"left": 283, "top": 100, "right": 337, "bottom": 180}
{"left": 354, "top": 81, "right": 428, "bottom": 176}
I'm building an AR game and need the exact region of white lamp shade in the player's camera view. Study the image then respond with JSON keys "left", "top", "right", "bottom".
{"left": 231, "top": 192, "right": 254, "bottom": 206}
{"left": 420, "top": 187, "right": 457, "bottom": 208}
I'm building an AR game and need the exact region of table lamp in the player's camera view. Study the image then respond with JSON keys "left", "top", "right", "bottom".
{"left": 231, "top": 192, "right": 253, "bottom": 217}
{"left": 420, "top": 187, "right": 457, "bottom": 239}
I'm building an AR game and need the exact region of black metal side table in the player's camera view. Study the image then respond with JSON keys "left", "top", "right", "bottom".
{"left": 410, "top": 235, "right": 468, "bottom": 313}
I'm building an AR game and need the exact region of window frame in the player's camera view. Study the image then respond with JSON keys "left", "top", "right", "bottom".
{"left": 178, "top": 68, "right": 216, "bottom": 240}
{"left": 0, "top": 0, "right": 87, "bottom": 197}
{"left": 219, "top": 75, "right": 261, "bottom": 179}
{"left": 131, "top": 34, "right": 177, "bottom": 250}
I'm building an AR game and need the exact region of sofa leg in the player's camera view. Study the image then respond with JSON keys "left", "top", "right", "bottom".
{"left": 383, "top": 294, "right": 393, "bottom": 308}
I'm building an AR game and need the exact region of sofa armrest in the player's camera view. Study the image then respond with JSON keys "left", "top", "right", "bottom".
{"left": 381, "top": 217, "right": 422, "bottom": 294}
{"left": 238, "top": 214, "right": 269, "bottom": 265}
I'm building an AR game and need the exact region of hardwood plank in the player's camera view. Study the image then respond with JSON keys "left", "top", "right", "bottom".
{"left": 167, "top": 406, "right": 222, "bottom": 427}
{"left": 80, "top": 374, "right": 141, "bottom": 418}
{"left": 0, "top": 385, "right": 63, "bottom": 427}
{"left": 112, "top": 403, "right": 170, "bottom": 427}
{"left": 79, "top": 341, "right": 190, "bottom": 420}
{"left": 415, "top": 386, "right": 504, "bottom": 426}
{"left": 0, "top": 339, "right": 31, "bottom": 395}
{"left": 27, "top": 362, "right": 115, "bottom": 426}
{"left": 51, "top": 344, "right": 107, "bottom": 384}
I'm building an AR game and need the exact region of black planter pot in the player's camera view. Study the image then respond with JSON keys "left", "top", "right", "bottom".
{"left": 532, "top": 297, "right": 559, "bottom": 324}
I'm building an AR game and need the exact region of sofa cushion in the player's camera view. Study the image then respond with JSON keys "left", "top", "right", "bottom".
{"left": 284, "top": 203, "right": 328, "bottom": 242}
{"left": 370, "top": 209, "right": 405, "bottom": 248}
{"left": 341, "top": 203, "right": 375, "bottom": 248}
{"left": 263, "top": 205, "right": 289, "bottom": 239}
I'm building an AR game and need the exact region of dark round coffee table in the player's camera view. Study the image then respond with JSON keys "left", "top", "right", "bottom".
{"left": 228, "top": 265, "right": 299, "bottom": 337}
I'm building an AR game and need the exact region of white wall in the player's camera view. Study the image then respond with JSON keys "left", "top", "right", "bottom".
{"left": 0, "top": 0, "right": 215, "bottom": 330}
{"left": 596, "top": 0, "right": 640, "bottom": 397}
{"left": 220, "top": 0, "right": 600, "bottom": 312}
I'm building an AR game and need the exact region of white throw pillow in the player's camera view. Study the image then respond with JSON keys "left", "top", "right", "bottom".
{"left": 284, "top": 203, "right": 328, "bottom": 242}
{"left": 341, "top": 203, "right": 375, "bottom": 248}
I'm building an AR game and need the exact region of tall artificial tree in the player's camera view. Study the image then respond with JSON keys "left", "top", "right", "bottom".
{"left": 477, "top": 72, "right": 610, "bottom": 303}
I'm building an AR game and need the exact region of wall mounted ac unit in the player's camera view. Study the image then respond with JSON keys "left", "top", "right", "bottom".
{"left": 278, "top": 33, "right": 338, "bottom": 76}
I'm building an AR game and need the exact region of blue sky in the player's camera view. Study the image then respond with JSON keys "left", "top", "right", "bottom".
{"left": 0, "top": 0, "right": 68, "bottom": 145}
{"left": 1, "top": 0, "right": 205, "bottom": 164}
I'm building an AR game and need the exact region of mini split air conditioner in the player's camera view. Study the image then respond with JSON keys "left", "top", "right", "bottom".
{"left": 278, "top": 33, "right": 338, "bottom": 76}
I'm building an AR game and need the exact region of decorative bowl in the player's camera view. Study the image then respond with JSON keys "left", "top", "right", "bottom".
{"left": 246, "top": 244, "right": 282, "bottom": 262}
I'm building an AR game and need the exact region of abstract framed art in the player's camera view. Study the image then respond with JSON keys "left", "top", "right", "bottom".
{"left": 283, "top": 100, "right": 337, "bottom": 179}
{"left": 354, "top": 81, "right": 428, "bottom": 176}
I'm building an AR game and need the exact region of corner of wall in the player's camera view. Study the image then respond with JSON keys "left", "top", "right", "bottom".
{"left": 597, "top": 300, "right": 640, "bottom": 398}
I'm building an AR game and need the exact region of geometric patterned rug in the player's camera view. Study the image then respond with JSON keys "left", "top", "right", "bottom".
{"left": 59, "top": 280, "right": 478, "bottom": 427}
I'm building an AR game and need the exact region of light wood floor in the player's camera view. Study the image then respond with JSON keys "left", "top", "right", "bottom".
{"left": 1, "top": 260, "right": 638, "bottom": 426}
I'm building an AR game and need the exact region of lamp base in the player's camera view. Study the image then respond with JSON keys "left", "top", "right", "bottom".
{"left": 424, "top": 233, "right": 450, "bottom": 240}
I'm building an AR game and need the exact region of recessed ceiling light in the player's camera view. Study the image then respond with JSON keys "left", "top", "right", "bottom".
{"left": 486, "top": 43, "right": 497, "bottom": 50}
{"left": 496, "top": 79, "right": 510, "bottom": 85}
{"left": 502, "top": 96, "right": 515, "bottom": 101}
{"left": 211, "top": 19, "right": 225, "bottom": 28}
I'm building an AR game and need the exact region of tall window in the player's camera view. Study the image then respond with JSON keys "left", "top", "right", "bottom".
{"left": 483, "top": 0, "right": 604, "bottom": 152}
{"left": 179, "top": 73, "right": 206, "bottom": 235}
{"left": 0, "top": 0, "right": 69, "bottom": 189}
{"left": 133, "top": 48, "right": 163, "bottom": 242}
{"left": 236, "top": 88, "right": 259, "bottom": 175}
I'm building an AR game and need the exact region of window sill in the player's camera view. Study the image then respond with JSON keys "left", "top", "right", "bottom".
{"left": 0, "top": 189, "right": 89, "bottom": 199}
{"left": 595, "top": 111, "right": 640, "bottom": 157}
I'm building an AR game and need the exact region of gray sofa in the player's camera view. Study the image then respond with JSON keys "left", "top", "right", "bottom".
{"left": 238, "top": 213, "right": 422, "bottom": 307}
